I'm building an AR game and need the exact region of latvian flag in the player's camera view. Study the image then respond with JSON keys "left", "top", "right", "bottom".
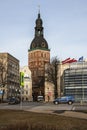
{"left": 62, "top": 58, "right": 77, "bottom": 64}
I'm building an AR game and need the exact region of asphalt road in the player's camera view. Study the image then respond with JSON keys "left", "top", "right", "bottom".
{"left": 0, "top": 102, "right": 87, "bottom": 119}
{"left": 0, "top": 101, "right": 87, "bottom": 111}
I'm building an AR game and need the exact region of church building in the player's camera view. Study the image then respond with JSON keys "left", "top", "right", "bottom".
{"left": 28, "top": 11, "right": 50, "bottom": 101}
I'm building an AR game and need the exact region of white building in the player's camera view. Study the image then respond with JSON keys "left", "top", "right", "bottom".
{"left": 20, "top": 66, "right": 32, "bottom": 101}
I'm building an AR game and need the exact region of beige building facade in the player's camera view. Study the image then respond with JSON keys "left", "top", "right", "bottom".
{"left": 20, "top": 66, "right": 32, "bottom": 101}
{"left": 45, "top": 81, "right": 54, "bottom": 102}
{"left": 57, "top": 62, "right": 70, "bottom": 97}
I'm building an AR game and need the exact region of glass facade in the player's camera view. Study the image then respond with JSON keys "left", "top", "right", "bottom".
{"left": 64, "top": 62, "right": 87, "bottom": 102}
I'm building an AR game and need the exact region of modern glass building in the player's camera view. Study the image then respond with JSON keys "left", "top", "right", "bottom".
{"left": 64, "top": 62, "right": 87, "bottom": 102}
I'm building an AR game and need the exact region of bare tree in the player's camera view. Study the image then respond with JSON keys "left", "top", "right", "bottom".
{"left": 0, "top": 57, "right": 7, "bottom": 102}
{"left": 45, "top": 56, "right": 60, "bottom": 98}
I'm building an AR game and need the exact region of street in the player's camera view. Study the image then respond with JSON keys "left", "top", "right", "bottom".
{"left": 0, "top": 101, "right": 87, "bottom": 112}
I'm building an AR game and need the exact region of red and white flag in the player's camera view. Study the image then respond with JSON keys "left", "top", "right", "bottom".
{"left": 62, "top": 58, "right": 77, "bottom": 64}
{"left": 62, "top": 58, "right": 71, "bottom": 64}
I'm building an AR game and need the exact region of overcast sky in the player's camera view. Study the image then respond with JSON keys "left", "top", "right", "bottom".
{"left": 0, "top": 0, "right": 87, "bottom": 66}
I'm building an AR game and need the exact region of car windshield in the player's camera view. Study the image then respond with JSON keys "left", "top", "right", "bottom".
{"left": 37, "top": 96, "right": 43, "bottom": 99}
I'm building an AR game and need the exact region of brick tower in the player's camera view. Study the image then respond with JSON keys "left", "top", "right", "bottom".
{"left": 28, "top": 11, "right": 50, "bottom": 101}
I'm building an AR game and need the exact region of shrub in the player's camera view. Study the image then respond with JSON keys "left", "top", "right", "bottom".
{"left": 1, "top": 122, "right": 58, "bottom": 130}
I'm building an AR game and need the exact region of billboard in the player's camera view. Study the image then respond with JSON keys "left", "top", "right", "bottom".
{"left": 20, "top": 72, "right": 24, "bottom": 87}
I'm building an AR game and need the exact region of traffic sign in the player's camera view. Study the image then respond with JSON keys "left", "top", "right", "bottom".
{"left": 0, "top": 90, "right": 3, "bottom": 94}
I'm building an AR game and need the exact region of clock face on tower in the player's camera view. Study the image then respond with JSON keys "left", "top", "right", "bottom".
{"left": 32, "top": 42, "right": 36, "bottom": 48}
{"left": 41, "top": 42, "right": 46, "bottom": 47}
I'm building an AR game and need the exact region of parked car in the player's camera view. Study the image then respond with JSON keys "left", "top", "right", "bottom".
{"left": 37, "top": 96, "right": 44, "bottom": 102}
{"left": 53, "top": 96, "right": 75, "bottom": 105}
{"left": 0, "top": 98, "right": 9, "bottom": 103}
{"left": 8, "top": 97, "right": 20, "bottom": 105}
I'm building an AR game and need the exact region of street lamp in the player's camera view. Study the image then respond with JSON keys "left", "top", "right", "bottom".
{"left": 15, "top": 89, "right": 17, "bottom": 97}
{"left": 9, "top": 86, "right": 12, "bottom": 97}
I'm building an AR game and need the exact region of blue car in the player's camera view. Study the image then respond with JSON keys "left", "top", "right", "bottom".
{"left": 8, "top": 97, "right": 20, "bottom": 105}
{"left": 53, "top": 96, "right": 75, "bottom": 105}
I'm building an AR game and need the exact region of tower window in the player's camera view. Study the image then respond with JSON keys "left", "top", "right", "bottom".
{"left": 37, "top": 31, "right": 40, "bottom": 36}
{"left": 38, "top": 31, "right": 40, "bottom": 34}
{"left": 41, "top": 53, "right": 43, "bottom": 57}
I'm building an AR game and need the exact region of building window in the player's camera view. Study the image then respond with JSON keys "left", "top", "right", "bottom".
{"left": 26, "top": 91, "right": 28, "bottom": 94}
{"left": 26, "top": 85, "right": 28, "bottom": 89}
{"left": 24, "top": 69, "right": 26, "bottom": 73}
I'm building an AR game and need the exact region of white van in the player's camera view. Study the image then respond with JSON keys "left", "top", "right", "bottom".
{"left": 37, "top": 96, "right": 44, "bottom": 102}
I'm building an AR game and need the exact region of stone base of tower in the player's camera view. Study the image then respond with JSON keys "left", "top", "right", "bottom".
{"left": 32, "top": 81, "right": 54, "bottom": 102}
{"left": 32, "top": 86, "right": 44, "bottom": 101}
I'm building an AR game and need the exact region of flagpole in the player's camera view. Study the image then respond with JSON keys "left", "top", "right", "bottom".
{"left": 20, "top": 72, "right": 24, "bottom": 110}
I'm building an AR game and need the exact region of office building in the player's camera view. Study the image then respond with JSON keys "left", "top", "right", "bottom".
{"left": 0, "top": 53, "right": 20, "bottom": 100}
{"left": 64, "top": 62, "right": 87, "bottom": 101}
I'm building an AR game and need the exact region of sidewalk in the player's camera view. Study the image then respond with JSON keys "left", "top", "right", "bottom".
{"left": 54, "top": 111, "right": 87, "bottom": 119}
{"left": 27, "top": 107, "right": 87, "bottom": 120}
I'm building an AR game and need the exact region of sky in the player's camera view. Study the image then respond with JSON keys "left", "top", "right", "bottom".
{"left": 0, "top": 0, "right": 87, "bottom": 66}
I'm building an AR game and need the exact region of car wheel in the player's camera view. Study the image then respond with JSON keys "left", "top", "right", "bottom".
{"left": 55, "top": 101, "right": 58, "bottom": 105}
{"left": 68, "top": 101, "right": 72, "bottom": 105}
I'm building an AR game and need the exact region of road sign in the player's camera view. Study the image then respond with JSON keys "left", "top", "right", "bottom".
{"left": 0, "top": 90, "right": 3, "bottom": 94}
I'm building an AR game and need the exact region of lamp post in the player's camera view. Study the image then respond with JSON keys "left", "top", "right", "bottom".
{"left": 10, "top": 86, "right": 12, "bottom": 97}
{"left": 15, "top": 89, "right": 17, "bottom": 97}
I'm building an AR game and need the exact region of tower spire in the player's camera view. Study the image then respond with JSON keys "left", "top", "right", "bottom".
{"left": 38, "top": 5, "right": 40, "bottom": 18}
{"left": 38, "top": 5, "right": 40, "bottom": 14}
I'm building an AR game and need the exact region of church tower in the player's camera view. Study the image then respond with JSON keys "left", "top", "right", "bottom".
{"left": 28, "top": 11, "right": 50, "bottom": 101}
